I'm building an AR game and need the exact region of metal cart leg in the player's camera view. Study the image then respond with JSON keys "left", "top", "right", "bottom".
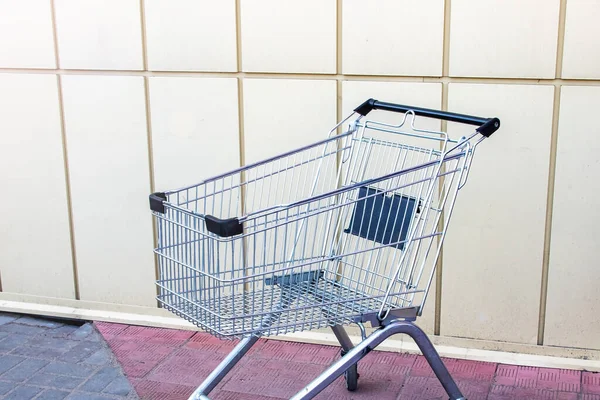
{"left": 187, "top": 336, "right": 259, "bottom": 400}
{"left": 292, "top": 320, "right": 465, "bottom": 400}
{"left": 330, "top": 325, "right": 359, "bottom": 391}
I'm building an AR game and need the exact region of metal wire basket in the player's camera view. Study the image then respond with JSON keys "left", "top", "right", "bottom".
{"left": 149, "top": 99, "right": 500, "bottom": 340}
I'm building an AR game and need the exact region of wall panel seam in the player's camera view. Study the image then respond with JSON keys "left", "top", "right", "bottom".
{"left": 2, "top": 69, "right": 600, "bottom": 87}
{"left": 139, "top": 0, "right": 149, "bottom": 71}
{"left": 537, "top": 0, "right": 568, "bottom": 347}
{"left": 50, "top": 0, "right": 79, "bottom": 299}
{"left": 55, "top": 75, "right": 80, "bottom": 300}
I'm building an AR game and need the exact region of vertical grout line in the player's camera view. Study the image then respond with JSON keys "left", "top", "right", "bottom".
{"left": 442, "top": 0, "right": 452, "bottom": 78}
{"left": 235, "top": 0, "right": 250, "bottom": 291}
{"left": 538, "top": 0, "right": 567, "bottom": 346}
{"left": 139, "top": 0, "right": 149, "bottom": 71}
{"left": 51, "top": 0, "right": 80, "bottom": 300}
{"left": 538, "top": 85, "right": 561, "bottom": 346}
{"left": 55, "top": 74, "right": 80, "bottom": 300}
{"left": 144, "top": 77, "right": 160, "bottom": 300}
{"left": 336, "top": 0, "right": 343, "bottom": 124}
{"left": 50, "top": 0, "right": 61, "bottom": 69}
{"left": 554, "top": 0, "right": 568, "bottom": 79}
{"left": 434, "top": 0, "right": 452, "bottom": 336}
{"left": 435, "top": 83, "right": 449, "bottom": 337}
{"left": 138, "top": 0, "right": 160, "bottom": 302}
{"left": 335, "top": 0, "right": 345, "bottom": 280}
{"left": 236, "top": 0, "right": 243, "bottom": 73}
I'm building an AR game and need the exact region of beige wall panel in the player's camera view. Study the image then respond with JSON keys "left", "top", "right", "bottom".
{"left": 145, "top": 0, "right": 237, "bottom": 72}
{"left": 0, "top": 74, "right": 75, "bottom": 299}
{"left": 449, "top": 0, "right": 560, "bottom": 78}
{"left": 61, "top": 75, "right": 155, "bottom": 306}
{"left": 545, "top": 86, "right": 600, "bottom": 350}
{"left": 242, "top": 78, "right": 337, "bottom": 164}
{"left": 240, "top": 0, "right": 336, "bottom": 73}
{"left": 342, "top": 0, "right": 444, "bottom": 77}
{"left": 54, "top": 0, "right": 143, "bottom": 70}
{"left": 561, "top": 0, "right": 600, "bottom": 79}
{"left": 442, "top": 83, "right": 554, "bottom": 344}
{"left": 0, "top": 0, "right": 56, "bottom": 68}
{"left": 342, "top": 81, "right": 444, "bottom": 334}
{"left": 149, "top": 77, "right": 240, "bottom": 190}
{"left": 0, "top": 73, "right": 75, "bottom": 298}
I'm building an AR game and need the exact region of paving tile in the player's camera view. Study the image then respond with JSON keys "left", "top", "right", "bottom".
{"left": 130, "top": 378, "right": 195, "bottom": 400}
{"left": 408, "top": 355, "right": 438, "bottom": 377}
{"left": 398, "top": 376, "right": 447, "bottom": 399}
{"left": 0, "top": 358, "right": 48, "bottom": 382}
{"left": 494, "top": 364, "right": 518, "bottom": 385}
{"left": 112, "top": 341, "right": 176, "bottom": 379}
{"left": 146, "top": 348, "right": 224, "bottom": 386}
{"left": 26, "top": 336, "right": 79, "bottom": 351}
{"left": 249, "top": 340, "right": 300, "bottom": 361}
{"left": 584, "top": 372, "right": 600, "bottom": 394}
{"left": 69, "top": 324, "right": 95, "bottom": 341}
{"left": 36, "top": 389, "right": 70, "bottom": 400}
{"left": 0, "top": 354, "right": 25, "bottom": 374}
{"left": 450, "top": 359, "right": 497, "bottom": 381}
{"left": 4, "top": 384, "right": 43, "bottom": 400}
{"left": 40, "top": 361, "right": 96, "bottom": 378}
{"left": 185, "top": 339, "right": 237, "bottom": 355}
{"left": 556, "top": 392, "right": 579, "bottom": 400}
{"left": 83, "top": 348, "right": 113, "bottom": 366}
{"left": 536, "top": 368, "right": 581, "bottom": 392}
{"left": 0, "top": 313, "right": 19, "bottom": 326}
{"left": 0, "top": 380, "right": 16, "bottom": 395}
{"left": 15, "top": 316, "right": 64, "bottom": 329}
{"left": 45, "top": 325, "right": 81, "bottom": 338}
{"left": 212, "top": 391, "right": 282, "bottom": 400}
{"left": 490, "top": 384, "right": 558, "bottom": 399}
{"left": 59, "top": 341, "right": 104, "bottom": 363}
{"left": 94, "top": 323, "right": 129, "bottom": 339}
{"left": 11, "top": 345, "right": 68, "bottom": 359}
{"left": 80, "top": 366, "right": 121, "bottom": 393}
{"left": 0, "top": 335, "right": 32, "bottom": 353}
{"left": 68, "top": 393, "right": 120, "bottom": 400}
{"left": 117, "top": 326, "right": 194, "bottom": 345}
{"left": 27, "top": 372, "right": 85, "bottom": 390}
{"left": 277, "top": 343, "right": 337, "bottom": 365}
{"left": 0, "top": 323, "right": 48, "bottom": 336}
{"left": 102, "top": 376, "right": 133, "bottom": 396}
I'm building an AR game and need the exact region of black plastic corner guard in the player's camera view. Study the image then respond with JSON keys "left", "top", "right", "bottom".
{"left": 205, "top": 215, "right": 244, "bottom": 238}
{"left": 149, "top": 192, "right": 167, "bottom": 213}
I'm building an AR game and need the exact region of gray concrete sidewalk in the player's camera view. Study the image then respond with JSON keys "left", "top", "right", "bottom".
{"left": 0, "top": 312, "right": 138, "bottom": 400}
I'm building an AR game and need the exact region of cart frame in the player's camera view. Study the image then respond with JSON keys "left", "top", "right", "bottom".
{"left": 149, "top": 98, "right": 500, "bottom": 400}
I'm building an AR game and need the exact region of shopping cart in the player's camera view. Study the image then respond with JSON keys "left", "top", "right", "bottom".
{"left": 149, "top": 98, "right": 500, "bottom": 400}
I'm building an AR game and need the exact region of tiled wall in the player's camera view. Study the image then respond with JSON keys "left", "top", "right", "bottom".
{"left": 1, "top": 0, "right": 599, "bottom": 353}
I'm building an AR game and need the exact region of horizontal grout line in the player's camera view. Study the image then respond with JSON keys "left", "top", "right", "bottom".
{"left": 1, "top": 68, "right": 600, "bottom": 86}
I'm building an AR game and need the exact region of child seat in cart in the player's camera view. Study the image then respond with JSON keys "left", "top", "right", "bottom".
{"left": 148, "top": 98, "right": 500, "bottom": 400}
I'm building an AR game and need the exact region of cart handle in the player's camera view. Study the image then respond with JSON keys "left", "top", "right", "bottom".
{"left": 354, "top": 98, "right": 500, "bottom": 137}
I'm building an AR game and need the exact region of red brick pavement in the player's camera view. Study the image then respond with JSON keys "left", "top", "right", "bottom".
{"left": 95, "top": 322, "right": 600, "bottom": 400}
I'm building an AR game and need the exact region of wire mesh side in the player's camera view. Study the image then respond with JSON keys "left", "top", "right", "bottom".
{"left": 153, "top": 122, "right": 473, "bottom": 338}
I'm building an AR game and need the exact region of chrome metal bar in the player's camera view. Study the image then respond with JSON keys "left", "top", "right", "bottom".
{"left": 330, "top": 325, "right": 354, "bottom": 352}
{"left": 187, "top": 336, "right": 259, "bottom": 400}
{"left": 291, "top": 320, "right": 465, "bottom": 400}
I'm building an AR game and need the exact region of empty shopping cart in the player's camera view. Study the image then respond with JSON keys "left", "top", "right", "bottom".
{"left": 149, "top": 98, "right": 500, "bottom": 400}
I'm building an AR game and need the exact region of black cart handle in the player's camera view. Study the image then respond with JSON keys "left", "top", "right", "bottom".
{"left": 354, "top": 98, "right": 500, "bottom": 137}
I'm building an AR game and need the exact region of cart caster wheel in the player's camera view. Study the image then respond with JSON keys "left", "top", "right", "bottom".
{"left": 344, "top": 363, "right": 359, "bottom": 391}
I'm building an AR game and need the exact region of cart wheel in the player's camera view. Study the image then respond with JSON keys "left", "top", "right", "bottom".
{"left": 344, "top": 363, "right": 359, "bottom": 391}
